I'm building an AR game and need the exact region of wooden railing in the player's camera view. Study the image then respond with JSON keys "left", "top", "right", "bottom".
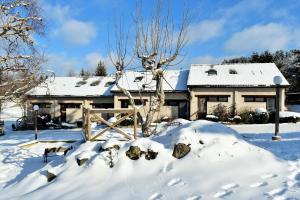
{"left": 82, "top": 108, "right": 138, "bottom": 141}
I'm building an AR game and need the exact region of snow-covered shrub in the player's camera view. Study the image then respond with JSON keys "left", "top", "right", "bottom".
{"left": 213, "top": 104, "right": 230, "bottom": 121}
{"left": 253, "top": 109, "right": 269, "bottom": 124}
{"left": 205, "top": 114, "right": 219, "bottom": 122}
{"left": 239, "top": 109, "right": 255, "bottom": 124}
{"left": 269, "top": 111, "right": 300, "bottom": 123}
{"left": 233, "top": 115, "right": 241, "bottom": 124}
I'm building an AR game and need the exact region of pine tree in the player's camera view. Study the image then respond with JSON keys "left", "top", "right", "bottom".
{"left": 80, "top": 68, "right": 85, "bottom": 77}
{"left": 95, "top": 61, "right": 107, "bottom": 76}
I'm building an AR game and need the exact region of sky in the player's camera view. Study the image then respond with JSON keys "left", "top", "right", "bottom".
{"left": 38, "top": 0, "right": 300, "bottom": 76}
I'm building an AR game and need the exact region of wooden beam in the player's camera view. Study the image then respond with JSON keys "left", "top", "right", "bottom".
{"left": 86, "top": 108, "right": 91, "bottom": 141}
{"left": 89, "top": 108, "right": 134, "bottom": 113}
{"left": 133, "top": 107, "right": 137, "bottom": 140}
{"left": 90, "top": 111, "right": 133, "bottom": 141}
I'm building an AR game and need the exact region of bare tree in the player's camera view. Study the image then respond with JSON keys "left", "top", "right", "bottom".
{"left": 110, "top": 0, "right": 189, "bottom": 137}
{"left": 0, "top": 0, "right": 47, "bottom": 105}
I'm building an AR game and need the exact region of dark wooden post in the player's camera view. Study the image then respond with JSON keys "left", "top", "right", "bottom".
{"left": 272, "top": 85, "right": 281, "bottom": 141}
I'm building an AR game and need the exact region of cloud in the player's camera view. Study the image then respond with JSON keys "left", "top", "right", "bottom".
{"left": 224, "top": 23, "right": 292, "bottom": 53}
{"left": 46, "top": 53, "right": 80, "bottom": 76}
{"left": 188, "top": 20, "right": 225, "bottom": 44}
{"left": 55, "top": 19, "right": 97, "bottom": 45}
{"left": 43, "top": 4, "right": 71, "bottom": 23}
{"left": 190, "top": 55, "right": 238, "bottom": 64}
{"left": 85, "top": 52, "right": 103, "bottom": 68}
{"left": 84, "top": 52, "right": 115, "bottom": 73}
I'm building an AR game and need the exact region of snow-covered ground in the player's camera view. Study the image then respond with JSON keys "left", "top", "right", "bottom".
{"left": 1, "top": 103, "right": 300, "bottom": 199}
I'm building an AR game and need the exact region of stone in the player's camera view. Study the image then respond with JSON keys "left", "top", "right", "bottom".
{"left": 47, "top": 171, "right": 56, "bottom": 182}
{"left": 76, "top": 158, "right": 88, "bottom": 166}
{"left": 172, "top": 143, "right": 191, "bottom": 159}
{"left": 126, "top": 146, "right": 142, "bottom": 160}
{"left": 145, "top": 149, "right": 158, "bottom": 160}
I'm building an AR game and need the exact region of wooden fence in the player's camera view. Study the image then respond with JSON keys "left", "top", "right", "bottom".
{"left": 82, "top": 107, "right": 138, "bottom": 141}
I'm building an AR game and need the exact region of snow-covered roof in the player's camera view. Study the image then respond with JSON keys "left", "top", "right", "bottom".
{"left": 187, "top": 63, "right": 289, "bottom": 87}
{"left": 111, "top": 70, "right": 189, "bottom": 92}
{"left": 27, "top": 76, "right": 115, "bottom": 97}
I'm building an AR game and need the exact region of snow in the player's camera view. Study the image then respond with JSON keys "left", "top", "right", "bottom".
{"left": 205, "top": 114, "right": 218, "bottom": 119}
{"left": 0, "top": 102, "right": 23, "bottom": 120}
{"left": 279, "top": 111, "right": 300, "bottom": 118}
{"left": 187, "top": 63, "right": 289, "bottom": 87}
{"left": 26, "top": 76, "right": 115, "bottom": 97}
{"left": 255, "top": 107, "right": 267, "bottom": 114}
{"left": 111, "top": 70, "right": 189, "bottom": 92}
{"left": 1, "top": 103, "right": 300, "bottom": 199}
{"left": 108, "top": 116, "right": 117, "bottom": 123}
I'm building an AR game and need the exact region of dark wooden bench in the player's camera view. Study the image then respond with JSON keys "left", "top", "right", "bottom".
{"left": 43, "top": 146, "right": 73, "bottom": 163}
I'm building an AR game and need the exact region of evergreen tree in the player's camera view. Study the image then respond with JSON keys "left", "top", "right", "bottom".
{"left": 95, "top": 61, "right": 107, "bottom": 76}
{"left": 80, "top": 68, "right": 85, "bottom": 77}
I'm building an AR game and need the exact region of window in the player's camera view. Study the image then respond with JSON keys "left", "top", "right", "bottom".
{"left": 219, "top": 97, "right": 228, "bottom": 102}
{"left": 255, "top": 97, "right": 264, "bottom": 102}
{"left": 164, "top": 100, "right": 179, "bottom": 106}
{"left": 90, "top": 80, "right": 100, "bottom": 86}
{"left": 206, "top": 69, "right": 217, "bottom": 76}
{"left": 243, "top": 96, "right": 274, "bottom": 102}
{"left": 244, "top": 97, "right": 254, "bottom": 102}
{"left": 32, "top": 103, "right": 51, "bottom": 109}
{"left": 203, "top": 96, "right": 228, "bottom": 102}
{"left": 134, "top": 76, "right": 144, "bottom": 82}
{"left": 120, "top": 99, "right": 147, "bottom": 108}
{"left": 229, "top": 69, "right": 238, "bottom": 74}
{"left": 105, "top": 81, "right": 115, "bottom": 87}
{"left": 91, "top": 103, "right": 114, "bottom": 109}
{"left": 64, "top": 103, "right": 81, "bottom": 109}
{"left": 207, "top": 96, "right": 218, "bottom": 102}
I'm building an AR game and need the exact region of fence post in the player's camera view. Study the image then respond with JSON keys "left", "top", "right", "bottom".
{"left": 133, "top": 107, "right": 137, "bottom": 140}
{"left": 86, "top": 108, "right": 91, "bottom": 141}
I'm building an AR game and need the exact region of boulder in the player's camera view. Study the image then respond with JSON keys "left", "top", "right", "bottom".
{"left": 76, "top": 158, "right": 88, "bottom": 166}
{"left": 172, "top": 143, "right": 191, "bottom": 159}
{"left": 126, "top": 146, "right": 142, "bottom": 160}
{"left": 145, "top": 149, "right": 158, "bottom": 160}
{"left": 47, "top": 171, "right": 56, "bottom": 182}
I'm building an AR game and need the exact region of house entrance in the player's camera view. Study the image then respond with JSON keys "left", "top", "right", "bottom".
{"left": 197, "top": 97, "right": 207, "bottom": 119}
{"left": 267, "top": 98, "right": 275, "bottom": 112}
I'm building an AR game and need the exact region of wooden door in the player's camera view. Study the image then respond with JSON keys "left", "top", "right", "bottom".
{"left": 197, "top": 97, "right": 207, "bottom": 119}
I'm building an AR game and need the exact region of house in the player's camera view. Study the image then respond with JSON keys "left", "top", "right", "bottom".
{"left": 110, "top": 70, "right": 190, "bottom": 120}
{"left": 26, "top": 76, "right": 115, "bottom": 123}
{"left": 188, "top": 63, "right": 289, "bottom": 120}
{"left": 26, "top": 63, "right": 289, "bottom": 123}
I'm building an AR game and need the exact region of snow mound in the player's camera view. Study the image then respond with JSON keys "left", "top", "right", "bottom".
{"left": 0, "top": 120, "right": 289, "bottom": 200}
{"left": 130, "top": 138, "right": 165, "bottom": 152}
{"left": 101, "top": 138, "right": 126, "bottom": 149}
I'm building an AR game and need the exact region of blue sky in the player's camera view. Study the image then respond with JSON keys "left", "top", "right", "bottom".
{"left": 39, "top": 0, "right": 300, "bottom": 76}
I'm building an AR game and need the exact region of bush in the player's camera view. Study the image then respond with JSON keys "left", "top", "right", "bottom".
{"left": 205, "top": 115, "right": 219, "bottom": 122}
{"left": 233, "top": 116, "right": 241, "bottom": 124}
{"left": 213, "top": 104, "right": 229, "bottom": 122}
{"left": 239, "top": 110, "right": 255, "bottom": 124}
{"left": 253, "top": 112, "right": 269, "bottom": 124}
{"left": 268, "top": 111, "right": 299, "bottom": 123}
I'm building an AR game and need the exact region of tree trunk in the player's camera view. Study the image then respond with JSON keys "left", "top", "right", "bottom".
{"left": 142, "top": 69, "right": 165, "bottom": 137}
